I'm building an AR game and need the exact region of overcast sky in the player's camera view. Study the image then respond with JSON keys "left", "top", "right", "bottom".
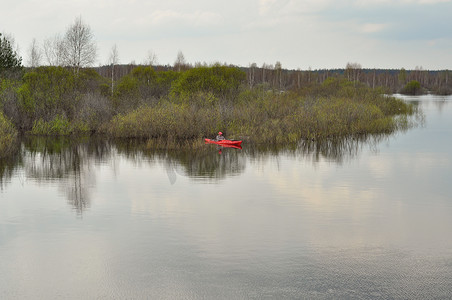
{"left": 1, "top": 0, "right": 451, "bottom": 70}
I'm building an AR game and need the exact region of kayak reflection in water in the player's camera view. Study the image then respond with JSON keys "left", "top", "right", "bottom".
{"left": 215, "top": 131, "right": 225, "bottom": 141}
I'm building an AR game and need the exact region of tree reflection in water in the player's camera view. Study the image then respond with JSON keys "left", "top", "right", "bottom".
{"left": 0, "top": 137, "right": 112, "bottom": 215}
{"left": 1, "top": 133, "right": 397, "bottom": 213}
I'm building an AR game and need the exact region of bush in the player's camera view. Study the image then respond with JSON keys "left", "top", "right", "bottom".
{"left": 170, "top": 65, "right": 246, "bottom": 102}
{"left": 400, "top": 80, "right": 423, "bottom": 95}
{"left": 103, "top": 101, "right": 222, "bottom": 140}
{"left": 29, "top": 114, "right": 90, "bottom": 136}
{"left": 4, "top": 66, "right": 108, "bottom": 133}
{"left": 112, "top": 67, "right": 181, "bottom": 112}
{"left": 15, "top": 66, "right": 76, "bottom": 128}
{"left": 0, "top": 111, "right": 18, "bottom": 157}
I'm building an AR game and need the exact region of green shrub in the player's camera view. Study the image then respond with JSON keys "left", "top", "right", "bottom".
{"left": 15, "top": 66, "right": 76, "bottom": 128}
{"left": 112, "top": 67, "right": 180, "bottom": 112}
{"left": 400, "top": 80, "right": 423, "bottom": 95}
{"left": 30, "top": 115, "right": 90, "bottom": 135}
{"left": 0, "top": 111, "right": 18, "bottom": 157}
{"left": 170, "top": 65, "right": 246, "bottom": 102}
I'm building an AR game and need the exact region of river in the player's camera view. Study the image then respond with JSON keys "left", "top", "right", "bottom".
{"left": 1, "top": 94, "right": 451, "bottom": 299}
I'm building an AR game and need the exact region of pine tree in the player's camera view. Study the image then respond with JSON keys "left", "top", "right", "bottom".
{"left": 0, "top": 33, "right": 22, "bottom": 77}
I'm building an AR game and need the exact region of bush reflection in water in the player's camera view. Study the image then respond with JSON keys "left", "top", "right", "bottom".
{"left": 1, "top": 133, "right": 397, "bottom": 214}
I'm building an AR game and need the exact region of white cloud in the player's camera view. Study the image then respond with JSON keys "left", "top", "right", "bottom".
{"left": 360, "top": 23, "right": 389, "bottom": 33}
{"left": 413, "top": 0, "right": 450, "bottom": 3}
{"left": 148, "top": 10, "right": 222, "bottom": 26}
{"left": 259, "top": 0, "right": 333, "bottom": 16}
{"left": 355, "top": 0, "right": 450, "bottom": 4}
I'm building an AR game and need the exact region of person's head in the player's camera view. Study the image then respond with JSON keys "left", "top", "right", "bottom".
{"left": 218, "top": 131, "right": 223, "bottom": 135}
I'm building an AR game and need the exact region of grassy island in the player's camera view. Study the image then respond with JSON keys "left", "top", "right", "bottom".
{"left": 1, "top": 65, "right": 414, "bottom": 154}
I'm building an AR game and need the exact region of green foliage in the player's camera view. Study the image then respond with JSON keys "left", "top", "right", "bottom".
{"left": 398, "top": 68, "right": 407, "bottom": 85}
{"left": 131, "top": 66, "right": 157, "bottom": 83}
{"left": 113, "top": 67, "right": 182, "bottom": 112}
{"left": 114, "top": 75, "right": 140, "bottom": 99}
{"left": 154, "top": 70, "right": 180, "bottom": 97}
{"left": 0, "top": 33, "right": 22, "bottom": 78}
{"left": 4, "top": 66, "right": 110, "bottom": 133}
{"left": 170, "top": 65, "right": 246, "bottom": 101}
{"left": 0, "top": 111, "right": 18, "bottom": 157}
{"left": 76, "top": 68, "right": 108, "bottom": 92}
{"left": 400, "top": 80, "right": 422, "bottom": 95}
{"left": 103, "top": 101, "right": 221, "bottom": 140}
{"left": 16, "top": 66, "right": 76, "bottom": 128}
{"left": 30, "top": 115, "right": 90, "bottom": 135}
{"left": 0, "top": 78, "right": 19, "bottom": 106}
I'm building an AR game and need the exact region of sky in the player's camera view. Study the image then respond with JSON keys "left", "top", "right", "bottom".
{"left": 1, "top": 0, "right": 452, "bottom": 70}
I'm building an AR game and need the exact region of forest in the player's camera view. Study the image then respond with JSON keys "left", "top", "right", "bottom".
{"left": 1, "top": 17, "right": 442, "bottom": 157}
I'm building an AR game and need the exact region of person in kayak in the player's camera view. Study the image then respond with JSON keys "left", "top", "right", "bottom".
{"left": 215, "top": 131, "right": 225, "bottom": 141}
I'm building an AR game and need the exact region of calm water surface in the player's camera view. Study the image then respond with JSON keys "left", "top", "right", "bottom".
{"left": 1, "top": 95, "right": 452, "bottom": 299}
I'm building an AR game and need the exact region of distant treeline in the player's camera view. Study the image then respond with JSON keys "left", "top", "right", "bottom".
{"left": 95, "top": 63, "right": 452, "bottom": 95}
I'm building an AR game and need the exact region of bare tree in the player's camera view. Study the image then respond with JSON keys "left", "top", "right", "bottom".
{"left": 297, "top": 68, "right": 301, "bottom": 89}
{"left": 146, "top": 50, "right": 158, "bottom": 67}
{"left": 108, "top": 44, "right": 119, "bottom": 94}
{"left": 27, "top": 38, "right": 42, "bottom": 68}
{"left": 262, "top": 63, "right": 268, "bottom": 84}
{"left": 248, "top": 62, "right": 257, "bottom": 88}
{"left": 43, "top": 34, "right": 65, "bottom": 66}
{"left": 275, "top": 61, "right": 282, "bottom": 90}
{"left": 346, "top": 62, "right": 362, "bottom": 83}
{"left": 63, "top": 16, "right": 97, "bottom": 73}
{"left": 174, "top": 50, "right": 186, "bottom": 72}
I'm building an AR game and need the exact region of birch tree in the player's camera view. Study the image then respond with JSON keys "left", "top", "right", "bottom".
{"left": 27, "top": 38, "right": 42, "bottom": 68}
{"left": 275, "top": 61, "right": 282, "bottom": 90}
{"left": 174, "top": 50, "right": 186, "bottom": 72}
{"left": 43, "top": 34, "right": 65, "bottom": 66}
{"left": 146, "top": 50, "right": 157, "bottom": 67}
{"left": 346, "top": 62, "right": 362, "bottom": 83}
{"left": 63, "top": 16, "right": 97, "bottom": 73}
{"left": 109, "top": 44, "right": 119, "bottom": 94}
{"left": 248, "top": 62, "right": 257, "bottom": 88}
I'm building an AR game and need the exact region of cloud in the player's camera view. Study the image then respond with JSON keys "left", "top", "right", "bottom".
{"left": 259, "top": 0, "right": 332, "bottom": 16}
{"left": 2, "top": 0, "right": 452, "bottom": 69}
{"left": 148, "top": 10, "right": 222, "bottom": 27}
{"left": 360, "top": 23, "right": 389, "bottom": 33}
{"left": 410, "top": 0, "right": 450, "bottom": 3}
{"left": 355, "top": 0, "right": 451, "bottom": 4}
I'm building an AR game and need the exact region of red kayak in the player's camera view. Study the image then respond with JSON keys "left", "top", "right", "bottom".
{"left": 205, "top": 138, "right": 242, "bottom": 148}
